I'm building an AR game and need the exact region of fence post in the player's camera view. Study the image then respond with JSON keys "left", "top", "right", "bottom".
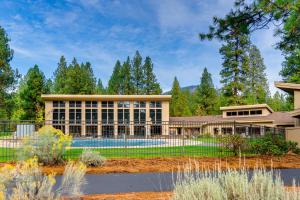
{"left": 181, "top": 127, "right": 185, "bottom": 156}
{"left": 124, "top": 129, "right": 128, "bottom": 158}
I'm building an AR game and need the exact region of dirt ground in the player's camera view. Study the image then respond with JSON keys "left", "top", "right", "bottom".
{"left": 37, "top": 155, "right": 300, "bottom": 175}
{"left": 80, "top": 191, "right": 172, "bottom": 200}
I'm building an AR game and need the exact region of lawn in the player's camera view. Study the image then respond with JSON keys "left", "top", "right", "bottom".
{"left": 0, "top": 145, "right": 234, "bottom": 162}
{"left": 64, "top": 145, "right": 233, "bottom": 159}
{"left": 0, "top": 132, "right": 13, "bottom": 138}
{"left": 194, "top": 137, "right": 221, "bottom": 143}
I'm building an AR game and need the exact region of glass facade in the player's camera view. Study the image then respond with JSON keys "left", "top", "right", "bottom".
{"left": 49, "top": 100, "right": 165, "bottom": 137}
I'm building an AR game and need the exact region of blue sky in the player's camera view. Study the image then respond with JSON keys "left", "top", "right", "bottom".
{"left": 0, "top": 0, "right": 284, "bottom": 93}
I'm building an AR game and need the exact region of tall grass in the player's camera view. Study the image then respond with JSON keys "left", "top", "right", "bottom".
{"left": 173, "top": 163, "right": 300, "bottom": 200}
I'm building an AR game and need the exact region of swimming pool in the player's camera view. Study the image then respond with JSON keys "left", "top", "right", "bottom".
{"left": 72, "top": 139, "right": 166, "bottom": 147}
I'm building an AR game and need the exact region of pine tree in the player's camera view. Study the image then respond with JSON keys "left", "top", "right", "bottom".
{"left": 96, "top": 79, "right": 105, "bottom": 94}
{"left": 244, "top": 44, "right": 270, "bottom": 104}
{"left": 0, "top": 26, "right": 18, "bottom": 119}
{"left": 19, "top": 65, "right": 49, "bottom": 121}
{"left": 170, "top": 77, "right": 191, "bottom": 117}
{"left": 119, "top": 57, "right": 134, "bottom": 95}
{"left": 107, "top": 60, "right": 122, "bottom": 94}
{"left": 53, "top": 56, "right": 68, "bottom": 94}
{"left": 219, "top": 34, "right": 250, "bottom": 105}
{"left": 143, "top": 56, "right": 162, "bottom": 94}
{"left": 194, "top": 68, "right": 218, "bottom": 115}
{"left": 132, "top": 51, "right": 144, "bottom": 94}
{"left": 268, "top": 91, "right": 292, "bottom": 112}
{"left": 79, "top": 62, "right": 96, "bottom": 94}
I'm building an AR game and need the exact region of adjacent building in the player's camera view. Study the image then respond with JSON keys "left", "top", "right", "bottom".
{"left": 170, "top": 104, "right": 294, "bottom": 136}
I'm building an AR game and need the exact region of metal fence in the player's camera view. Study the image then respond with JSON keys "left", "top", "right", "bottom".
{"left": 0, "top": 120, "right": 286, "bottom": 162}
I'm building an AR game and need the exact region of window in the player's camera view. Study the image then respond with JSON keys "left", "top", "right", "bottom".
{"left": 221, "top": 127, "right": 233, "bottom": 134}
{"left": 238, "top": 111, "right": 249, "bottom": 116}
{"left": 150, "top": 109, "right": 161, "bottom": 123}
{"left": 134, "top": 109, "right": 146, "bottom": 124}
{"left": 86, "top": 101, "right": 97, "bottom": 108}
{"left": 69, "top": 109, "right": 81, "bottom": 124}
{"left": 150, "top": 101, "right": 162, "bottom": 108}
{"left": 118, "top": 109, "right": 130, "bottom": 124}
{"left": 102, "top": 109, "right": 114, "bottom": 124}
{"left": 53, "top": 101, "right": 65, "bottom": 108}
{"left": 53, "top": 109, "right": 65, "bottom": 123}
{"left": 250, "top": 110, "right": 262, "bottom": 115}
{"left": 134, "top": 101, "right": 145, "bottom": 108}
{"left": 102, "top": 101, "right": 114, "bottom": 108}
{"left": 86, "top": 109, "right": 97, "bottom": 124}
{"left": 118, "top": 101, "right": 130, "bottom": 108}
{"left": 226, "top": 112, "right": 237, "bottom": 116}
{"left": 69, "top": 101, "right": 81, "bottom": 108}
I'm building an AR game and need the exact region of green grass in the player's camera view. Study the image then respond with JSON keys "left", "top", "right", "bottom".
{"left": 0, "top": 145, "right": 234, "bottom": 162}
{"left": 64, "top": 145, "right": 234, "bottom": 159}
{"left": 194, "top": 137, "right": 221, "bottom": 143}
{"left": 0, "top": 132, "right": 13, "bottom": 138}
{"left": 0, "top": 147, "right": 16, "bottom": 162}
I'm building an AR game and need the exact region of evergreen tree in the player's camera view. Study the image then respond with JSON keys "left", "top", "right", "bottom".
{"left": 268, "top": 91, "right": 293, "bottom": 112}
{"left": 53, "top": 56, "right": 68, "bottom": 94}
{"left": 194, "top": 68, "right": 218, "bottom": 115}
{"left": 132, "top": 51, "right": 144, "bottom": 94}
{"left": 119, "top": 57, "right": 134, "bottom": 95}
{"left": 96, "top": 78, "right": 105, "bottom": 94}
{"left": 79, "top": 62, "right": 96, "bottom": 94}
{"left": 244, "top": 44, "right": 270, "bottom": 104}
{"left": 143, "top": 56, "right": 162, "bottom": 94}
{"left": 219, "top": 34, "right": 250, "bottom": 105}
{"left": 170, "top": 77, "right": 191, "bottom": 117}
{"left": 19, "top": 65, "right": 49, "bottom": 121}
{"left": 0, "top": 26, "right": 19, "bottom": 119}
{"left": 107, "top": 60, "right": 122, "bottom": 94}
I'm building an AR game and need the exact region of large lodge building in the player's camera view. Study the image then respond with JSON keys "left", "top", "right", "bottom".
{"left": 42, "top": 82, "right": 300, "bottom": 138}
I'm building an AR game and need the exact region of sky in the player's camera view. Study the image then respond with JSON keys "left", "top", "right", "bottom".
{"left": 0, "top": 0, "right": 284, "bottom": 93}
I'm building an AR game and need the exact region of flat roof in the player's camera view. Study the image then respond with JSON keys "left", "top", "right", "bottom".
{"left": 41, "top": 94, "right": 172, "bottom": 101}
{"left": 275, "top": 81, "right": 300, "bottom": 93}
{"left": 220, "top": 104, "right": 274, "bottom": 113}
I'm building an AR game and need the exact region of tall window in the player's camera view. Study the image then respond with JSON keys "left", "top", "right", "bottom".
{"left": 134, "top": 101, "right": 146, "bottom": 136}
{"left": 69, "top": 101, "right": 82, "bottom": 137}
{"left": 52, "top": 101, "right": 65, "bottom": 132}
{"left": 102, "top": 101, "right": 114, "bottom": 137}
{"left": 149, "top": 101, "right": 162, "bottom": 136}
{"left": 85, "top": 101, "right": 98, "bottom": 137}
{"left": 117, "top": 101, "right": 130, "bottom": 135}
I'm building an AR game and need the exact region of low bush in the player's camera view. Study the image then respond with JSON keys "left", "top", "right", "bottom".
{"left": 220, "top": 135, "right": 248, "bottom": 156}
{"left": 0, "top": 158, "right": 86, "bottom": 200}
{"left": 250, "top": 133, "right": 300, "bottom": 156}
{"left": 18, "top": 126, "right": 72, "bottom": 165}
{"left": 79, "top": 149, "right": 106, "bottom": 167}
{"left": 173, "top": 167, "right": 300, "bottom": 200}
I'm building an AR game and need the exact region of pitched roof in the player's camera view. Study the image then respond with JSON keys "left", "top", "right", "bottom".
{"left": 275, "top": 82, "right": 300, "bottom": 93}
{"left": 169, "top": 112, "right": 294, "bottom": 126}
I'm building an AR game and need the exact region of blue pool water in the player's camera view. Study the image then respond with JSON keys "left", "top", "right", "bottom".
{"left": 72, "top": 139, "right": 166, "bottom": 147}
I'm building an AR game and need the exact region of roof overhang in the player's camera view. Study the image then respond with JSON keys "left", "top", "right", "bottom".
{"left": 275, "top": 82, "right": 300, "bottom": 93}
{"left": 220, "top": 104, "right": 274, "bottom": 113}
{"left": 290, "top": 109, "right": 300, "bottom": 118}
{"left": 41, "top": 94, "right": 172, "bottom": 101}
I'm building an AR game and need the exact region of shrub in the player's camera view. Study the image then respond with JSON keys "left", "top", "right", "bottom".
{"left": 250, "top": 133, "right": 300, "bottom": 156}
{"left": 173, "top": 167, "right": 300, "bottom": 200}
{"left": 18, "top": 126, "right": 72, "bottom": 165}
{"left": 79, "top": 149, "right": 106, "bottom": 167}
{"left": 0, "top": 158, "right": 86, "bottom": 200}
{"left": 220, "top": 135, "right": 247, "bottom": 156}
